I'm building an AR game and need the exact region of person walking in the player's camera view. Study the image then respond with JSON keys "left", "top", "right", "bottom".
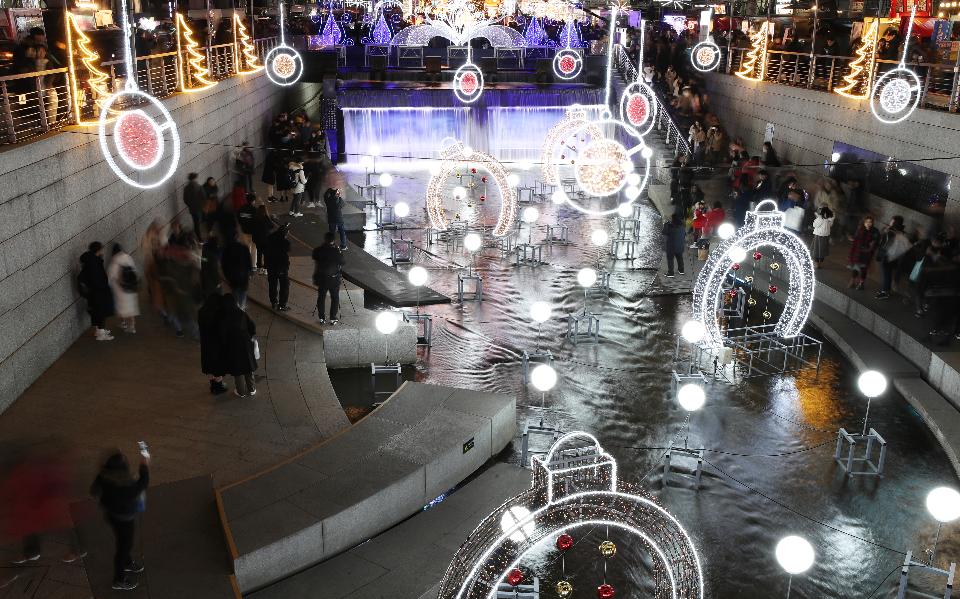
{"left": 89, "top": 451, "right": 149, "bottom": 591}
{"left": 288, "top": 158, "right": 307, "bottom": 217}
{"left": 219, "top": 294, "right": 257, "bottom": 397}
{"left": 312, "top": 232, "right": 345, "bottom": 324}
{"left": 106, "top": 244, "right": 140, "bottom": 334}
{"left": 323, "top": 187, "right": 347, "bottom": 250}
{"left": 265, "top": 223, "right": 291, "bottom": 311}
{"left": 198, "top": 293, "right": 228, "bottom": 395}
{"left": 875, "top": 215, "right": 912, "bottom": 299}
{"left": 811, "top": 206, "right": 834, "bottom": 268}
{"left": 220, "top": 230, "right": 253, "bottom": 309}
{"left": 848, "top": 216, "right": 880, "bottom": 290}
{"left": 661, "top": 214, "right": 686, "bottom": 278}
{"left": 235, "top": 142, "right": 255, "bottom": 191}
{"left": 78, "top": 242, "right": 115, "bottom": 341}
{"left": 183, "top": 173, "right": 205, "bottom": 236}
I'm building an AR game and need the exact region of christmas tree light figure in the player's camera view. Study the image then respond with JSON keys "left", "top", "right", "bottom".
{"left": 557, "top": 19, "right": 583, "bottom": 48}
{"left": 315, "top": 1, "right": 349, "bottom": 46}
{"left": 735, "top": 23, "right": 769, "bottom": 81}
{"left": 362, "top": 8, "right": 393, "bottom": 44}
{"left": 176, "top": 13, "right": 216, "bottom": 91}
{"left": 834, "top": 20, "right": 878, "bottom": 99}
{"left": 233, "top": 13, "right": 263, "bottom": 74}
{"left": 523, "top": 16, "right": 552, "bottom": 46}
{"left": 65, "top": 13, "right": 112, "bottom": 124}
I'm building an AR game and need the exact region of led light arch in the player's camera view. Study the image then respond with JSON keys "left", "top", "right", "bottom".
{"left": 552, "top": 48, "right": 583, "bottom": 80}
{"left": 691, "top": 40, "right": 722, "bottom": 72}
{"left": 426, "top": 141, "right": 516, "bottom": 237}
{"left": 436, "top": 432, "right": 704, "bottom": 599}
{"left": 265, "top": 2, "right": 304, "bottom": 86}
{"left": 691, "top": 200, "right": 815, "bottom": 348}
{"left": 870, "top": 6, "right": 920, "bottom": 124}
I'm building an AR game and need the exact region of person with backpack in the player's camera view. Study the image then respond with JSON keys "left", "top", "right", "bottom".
{"left": 312, "top": 232, "right": 346, "bottom": 324}
{"left": 107, "top": 244, "right": 140, "bottom": 334}
{"left": 89, "top": 450, "right": 149, "bottom": 591}
{"left": 265, "top": 224, "right": 291, "bottom": 311}
{"left": 78, "top": 242, "right": 115, "bottom": 341}
{"left": 287, "top": 158, "right": 307, "bottom": 217}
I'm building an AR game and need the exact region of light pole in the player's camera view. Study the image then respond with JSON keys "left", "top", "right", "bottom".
{"left": 530, "top": 363, "right": 557, "bottom": 427}
{"left": 775, "top": 535, "right": 815, "bottom": 599}
{"left": 858, "top": 370, "right": 887, "bottom": 436}
{"left": 926, "top": 486, "right": 960, "bottom": 565}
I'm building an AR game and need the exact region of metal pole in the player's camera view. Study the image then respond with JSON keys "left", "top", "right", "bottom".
{"left": 808, "top": 7, "right": 817, "bottom": 88}
{"left": 861, "top": 396, "right": 872, "bottom": 437}
{"left": 931, "top": 522, "right": 943, "bottom": 566}
{"left": 785, "top": 575, "right": 793, "bottom": 599}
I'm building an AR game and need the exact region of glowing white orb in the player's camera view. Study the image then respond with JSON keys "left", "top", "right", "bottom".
{"left": 500, "top": 505, "right": 535, "bottom": 543}
{"left": 677, "top": 383, "right": 706, "bottom": 411}
{"left": 429, "top": 162, "right": 442, "bottom": 176}
{"left": 626, "top": 172, "right": 641, "bottom": 186}
{"left": 775, "top": 536, "right": 815, "bottom": 575}
{"left": 453, "top": 186, "right": 467, "bottom": 200}
{"left": 394, "top": 201, "right": 410, "bottom": 218}
{"left": 530, "top": 301, "right": 552, "bottom": 323}
{"left": 926, "top": 487, "right": 960, "bottom": 523}
{"left": 506, "top": 173, "right": 520, "bottom": 187}
{"left": 522, "top": 207, "right": 540, "bottom": 224}
{"left": 552, "top": 189, "right": 568, "bottom": 205}
{"left": 379, "top": 172, "right": 394, "bottom": 187}
{"left": 530, "top": 364, "right": 558, "bottom": 392}
{"left": 461, "top": 204, "right": 475, "bottom": 220}
{"left": 577, "top": 267, "right": 597, "bottom": 288}
{"left": 831, "top": 152, "right": 841, "bottom": 163}
{"left": 681, "top": 320, "right": 706, "bottom": 343}
{"left": 728, "top": 246, "right": 748, "bottom": 263}
{"left": 464, "top": 232, "right": 483, "bottom": 252}
{"left": 717, "top": 223, "right": 735, "bottom": 240}
{"left": 641, "top": 146, "right": 653, "bottom": 159}
{"left": 408, "top": 265, "right": 428, "bottom": 287}
{"left": 590, "top": 229, "right": 609, "bottom": 247}
{"left": 617, "top": 203, "right": 633, "bottom": 218}
{"left": 624, "top": 186, "right": 641, "bottom": 201}
{"left": 375, "top": 311, "right": 399, "bottom": 334}
{"left": 857, "top": 370, "right": 887, "bottom": 398}
{"left": 576, "top": 139, "right": 630, "bottom": 197}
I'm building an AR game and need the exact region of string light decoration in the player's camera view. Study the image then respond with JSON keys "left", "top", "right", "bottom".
{"left": 540, "top": 105, "right": 602, "bottom": 184}
{"left": 265, "top": 2, "right": 304, "bottom": 86}
{"left": 98, "top": 0, "right": 181, "bottom": 189}
{"left": 691, "top": 200, "right": 815, "bottom": 348}
{"left": 570, "top": 116, "right": 651, "bottom": 200}
{"left": 735, "top": 23, "right": 769, "bottom": 81}
{"left": 453, "top": 61, "right": 484, "bottom": 103}
{"left": 690, "top": 41, "right": 722, "bottom": 72}
{"left": 557, "top": 19, "right": 584, "bottom": 48}
{"left": 553, "top": 48, "right": 583, "bottom": 79}
{"left": 619, "top": 20, "right": 657, "bottom": 136}
{"left": 233, "top": 13, "right": 263, "bottom": 74}
{"left": 362, "top": 4, "right": 394, "bottom": 44}
{"left": 313, "top": 0, "right": 353, "bottom": 46}
{"left": 870, "top": 6, "right": 921, "bottom": 124}
{"left": 833, "top": 20, "right": 878, "bottom": 99}
{"left": 436, "top": 432, "right": 705, "bottom": 599}
{"left": 390, "top": 0, "right": 519, "bottom": 47}
{"left": 426, "top": 140, "right": 517, "bottom": 237}
{"left": 65, "top": 13, "right": 112, "bottom": 125}
{"left": 523, "top": 16, "right": 553, "bottom": 46}
{"left": 518, "top": 0, "right": 573, "bottom": 21}
{"left": 175, "top": 13, "right": 216, "bottom": 91}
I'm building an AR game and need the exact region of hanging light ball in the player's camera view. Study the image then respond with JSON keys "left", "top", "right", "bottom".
{"left": 731, "top": 263, "right": 741, "bottom": 271}
{"left": 762, "top": 310, "right": 772, "bottom": 319}
{"left": 599, "top": 540, "right": 617, "bottom": 557}
{"left": 597, "top": 583, "right": 616, "bottom": 598}
{"left": 753, "top": 251, "right": 763, "bottom": 261}
{"left": 556, "top": 533, "right": 574, "bottom": 551}
{"left": 768, "top": 285, "right": 778, "bottom": 294}
{"left": 748, "top": 297, "right": 757, "bottom": 306}
{"left": 556, "top": 581, "right": 574, "bottom": 598}
{"left": 507, "top": 568, "right": 524, "bottom": 586}
{"left": 770, "top": 262, "right": 781, "bottom": 271}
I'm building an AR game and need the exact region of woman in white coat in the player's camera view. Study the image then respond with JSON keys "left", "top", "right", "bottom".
{"left": 107, "top": 244, "right": 141, "bottom": 333}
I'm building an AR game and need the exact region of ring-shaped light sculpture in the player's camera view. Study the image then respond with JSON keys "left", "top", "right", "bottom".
{"left": 619, "top": 81, "right": 658, "bottom": 136}
{"left": 690, "top": 41, "right": 722, "bottom": 72}
{"left": 540, "top": 105, "right": 603, "bottom": 186}
{"left": 436, "top": 432, "right": 704, "bottom": 599}
{"left": 552, "top": 48, "right": 583, "bottom": 79}
{"left": 426, "top": 141, "right": 516, "bottom": 237}
{"left": 691, "top": 200, "right": 815, "bottom": 348}
{"left": 870, "top": 68, "right": 921, "bottom": 124}
{"left": 453, "top": 62, "right": 484, "bottom": 103}
{"left": 265, "top": 2, "right": 303, "bottom": 86}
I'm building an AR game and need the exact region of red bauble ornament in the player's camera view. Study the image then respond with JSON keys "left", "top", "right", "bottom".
{"left": 597, "top": 583, "right": 615, "bottom": 599}
{"left": 460, "top": 72, "right": 478, "bottom": 95}
{"left": 560, "top": 154, "right": 565, "bottom": 160}
{"left": 559, "top": 55, "right": 576, "bottom": 73}
{"left": 768, "top": 285, "right": 778, "bottom": 294}
{"left": 507, "top": 569, "right": 524, "bottom": 586}
{"left": 731, "top": 263, "right": 741, "bottom": 271}
{"left": 753, "top": 251, "right": 763, "bottom": 261}
{"left": 556, "top": 534, "right": 574, "bottom": 551}
{"left": 479, "top": 195, "right": 486, "bottom": 201}
{"left": 116, "top": 111, "right": 161, "bottom": 169}
{"left": 625, "top": 94, "right": 649, "bottom": 126}
{"left": 470, "top": 167, "right": 477, "bottom": 174}
{"left": 481, "top": 176, "right": 487, "bottom": 183}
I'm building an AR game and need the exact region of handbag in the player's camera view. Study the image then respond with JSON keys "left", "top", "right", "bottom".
{"left": 252, "top": 337, "right": 260, "bottom": 361}
{"left": 909, "top": 258, "right": 924, "bottom": 283}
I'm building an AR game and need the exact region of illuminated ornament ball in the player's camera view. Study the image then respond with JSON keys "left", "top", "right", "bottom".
{"left": 618, "top": 82, "right": 657, "bottom": 136}
{"left": 870, "top": 68, "right": 921, "bottom": 124}
{"left": 265, "top": 45, "right": 303, "bottom": 86}
{"left": 553, "top": 49, "right": 583, "bottom": 80}
{"left": 556, "top": 581, "right": 574, "bottom": 597}
{"left": 114, "top": 110, "right": 163, "bottom": 170}
{"left": 690, "top": 41, "right": 722, "bottom": 72}
{"left": 99, "top": 90, "right": 180, "bottom": 189}
{"left": 454, "top": 63, "right": 484, "bottom": 104}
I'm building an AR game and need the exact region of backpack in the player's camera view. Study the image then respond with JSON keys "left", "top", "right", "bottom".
{"left": 119, "top": 265, "right": 139, "bottom": 293}
{"left": 277, "top": 168, "right": 295, "bottom": 190}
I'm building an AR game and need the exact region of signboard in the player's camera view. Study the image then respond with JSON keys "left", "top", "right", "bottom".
{"left": 463, "top": 437, "right": 475, "bottom": 454}
{"left": 889, "top": 0, "right": 930, "bottom": 17}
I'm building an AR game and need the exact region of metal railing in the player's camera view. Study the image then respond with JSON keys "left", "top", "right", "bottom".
{"left": 612, "top": 44, "right": 692, "bottom": 158}
{"left": 0, "top": 36, "right": 279, "bottom": 145}
{"left": 726, "top": 46, "right": 960, "bottom": 113}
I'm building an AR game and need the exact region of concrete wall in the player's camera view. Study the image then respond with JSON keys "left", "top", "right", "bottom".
{"left": 702, "top": 73, "right": 960, "bottom": 231}
{"left": 0, "top": 74, "right": 322, "bottom": 413}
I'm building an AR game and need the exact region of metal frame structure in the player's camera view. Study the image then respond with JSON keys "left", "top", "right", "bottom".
{"left": 834, "top": 427, "right": 887, "bottom": 478}
{"left": 897, "top": 551, "right": 955, "bottom": 599}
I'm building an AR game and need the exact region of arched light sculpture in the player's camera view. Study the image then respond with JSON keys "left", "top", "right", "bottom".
{"left": 691, "top": 200, "right": 815, "bottom": 348}
{"left": 870, "top": 6, "right": 920, "bottom": 124}
{"left": 426, "top": 140, "right": 517, "bottom": 237}
{"left": 265, "top": 2, "right": 304, "bottom": 86}
{"left": 436, "top": 432, "right": 704, "bottom": 599}
{"left": 98, "top": 0, "right": 180, "bottom": 189}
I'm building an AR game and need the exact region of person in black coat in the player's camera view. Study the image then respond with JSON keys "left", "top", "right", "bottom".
{"left": 312, "top": 232, "right": 346, "bottom": 324}
{"left": 78, "top": 241, "right": 115, "bottom": 341}
{"left": 250, "top": 205, "right": 274, "bottom": 273}
{"left": 200, "top": 233, "right": 222, "bottom": 299}
{"left": 220, "top": 231, "right": 253, "bottom": 309}
{"left": 198, "top": 293, "right": 228, "bottom": 395}
{"left": 89, "top": 452, "right": 149, "bottom": 590}
{"left": 264, "top": 224, "right": 291, "bottom": 311}
{"left": 219, "top": 294, "right": 257, "bottom": 397}
{"left": 323, "top": 187, "right": 347, "bottom": 250}
{"left": 662, "top": 213, "right": 687, "bottom": 277}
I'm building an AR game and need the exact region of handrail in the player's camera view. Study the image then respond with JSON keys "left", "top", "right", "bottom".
{"left": 0, "top": 67, "right": 69, "bottom": 82}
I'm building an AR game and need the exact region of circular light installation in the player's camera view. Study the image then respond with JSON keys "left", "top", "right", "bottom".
{"left": 857, "top": 370, "right": 887, "bottom": 398}
{"left": 394, "top": 201, "right": 410, "bottom": 218}
{"left": 692, "top": 200, "right": 816, "bottom": 348}
{"left": 530, "top": 364, "right": 557, "bottom": 392}
{"left": 690, "top": 41, "right": 722, "bottom": 72}
{"left": 100, "top": 90, "right": 181, "bottom": 190}
{"left": 454, "top": 62, "right": 484, "bottom": 104}
{"left": 500, "top": 506, "right": 536, "bottom": 543}
{"left": 265, "top": 44, "right": 303, "bottom": 86}
{"left": 619, "top": 82, "right": 657, "bottom": 136}
{"left": 530, "top": 301, "right": 552, "bottom": 323}
{"left": 541, "top": 105, "right": 604, "bottom": 186}
{"left": 926, "top": 487, "right": 960, "bottom": 523}
{"left": 426, "top": 140, "right": 517, "bottom": 237}
{"left": 113, "top": 109, "right": 164, "bottom": 170}
{"left": 375, "top": 311, "right": 399, "bottom": 334}
{"left": 775, "top": 536, "right": 815, "bottom": 575}
{"left": 408, "top": 265, "right": 428, "bottom": 286}
{"left": 553, "top": 48, "right": 583, "bottom": 80}
{"left": 677, "top": 383, "right": 706, "bottom": 411}
{"left": 870, "top": 69, "right": 921, "bottom": 124}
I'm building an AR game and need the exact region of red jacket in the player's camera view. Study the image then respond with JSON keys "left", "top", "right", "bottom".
{"left": 692, "top": 208, "right": 708, "bottom": 229}
{"left": 705, "top": 208, "right": 725, "bottom": 235}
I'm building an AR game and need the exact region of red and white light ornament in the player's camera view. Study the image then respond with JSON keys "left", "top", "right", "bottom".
{"left": 454, "top": 62, "right": 484, "bottom": 103}
{"left": 553, "top": 48, "right": 583, "bottom": 80}
{"left": 870, "top": 7, "right": 920, "bottom": 124}
{"left": 265, "top": 2, "right": 303, "bottom": 86}
{"left": 618, "top": 81, "right": 657, "bottom": 136}
{"left": 690, "top": 41, "right": 722, "bottom": 72}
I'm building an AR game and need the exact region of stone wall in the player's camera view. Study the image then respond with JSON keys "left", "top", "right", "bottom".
{"left": 702, "top": 73, "right": 960, "bottom": 232}
{"left": 0, "top": 73, "right": 322, "bottom": 413}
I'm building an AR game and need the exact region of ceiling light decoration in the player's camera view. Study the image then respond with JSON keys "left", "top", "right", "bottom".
{"left": 265, "top": 1, "right": 304, "bottom": 86}
{"left": 870, "top": 6, "right": 921, "bottom": 124}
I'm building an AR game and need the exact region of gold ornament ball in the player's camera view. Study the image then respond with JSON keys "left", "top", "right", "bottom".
{"left": 599, "top": 540, "right": 617, "bottom": 557}
{"left": 762, "top": 310, "right": 772, "bottom": 319}
{"left": 556, "top": 581, "right": 574, "bottom": 597}
{"left": 770, "top": 262, "right": 781, "bottom": 271}
{"left": 748, "top": 297, "right": 757, "bottom": 306}
{"left": 745, "top": 276, "right": 754, "bottom": 283}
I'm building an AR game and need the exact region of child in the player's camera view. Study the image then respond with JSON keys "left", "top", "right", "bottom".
{"left": 812, "top": 206, "right": 834, "bottom": 268}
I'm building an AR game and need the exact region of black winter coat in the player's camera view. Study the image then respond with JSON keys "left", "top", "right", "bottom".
{"left": 198, "top": 293, "right": 226, "bottom": 376}
{"left": 90, "top": 464, "right": 149, "bottom": 521}
{"left": 324, "top": 189, "right": 344, "bottom": 224}
{"left": 264, "top": 230, "right": 291, "bottom": 273}
{"left": 78, "top": 250, "right": 114, "bottom": 321}
{"left": 220, "top": 240, "right": 252, "bottom": 290}
{"left": 219, "top": 301, "right": 257, "bottom": 376}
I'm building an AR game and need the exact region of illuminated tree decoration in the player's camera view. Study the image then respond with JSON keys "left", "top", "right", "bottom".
{"left": 361, "top": 7, "right": 393, "bottom": 44}
{"left": 233, "top": 14, "right": 263, "bottom": 74}
{"left": 690, "top": 40, "right": 722, "bottom": 72}
{"left": 65, "top": 13, "right": 112, "bottom": 125}
{"left": 691, "top": 200, "right": 815, "bottom": 348}
{"left": 523, "top": 16, "right": 553, "bottom": 47}
{"left": 265, "top": 2, "right": 304, "bottom": 86}
{"left": 557, "top": 19, "right": 584, "bottom": 48}
{"left": 453, "top": 62, "right": 484, "bottom": 103}
{"left": 552, "top": 48, "right": 583, "bottom": 79}
{"left": 426, "top": 140, "right": 516, "bottom": 237}
{"left": 833, "top": 19, "right": 878, "bottom": 99}
{"left": 735, "top": 24, "right": 769, "bottom": 81}
{"left": 99, "top": 0, "right": 181, "bottom": 189}
{"left": 175, "top": 13, "right": 216, "bottom": 91}
{"left": 870, "top": 6, "right": 921, "bottom": 124}
{"left": 435, "top": 432, "right": 705, "bottom": 599}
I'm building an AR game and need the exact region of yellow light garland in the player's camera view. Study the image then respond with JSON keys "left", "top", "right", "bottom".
{"left": 176, "top": 13, "right": 216, "bottom": 92}
{"left": 233, "top": 14, "right": 263, "bottom": 74}
{"left": 65, "top": 12, "right": 112, "bottom": 125}
{"left": 834, "top": 19, "right": 878, "bottom": 100}
{"left": 735, "top": 23, "right": 769, "bottom": 81}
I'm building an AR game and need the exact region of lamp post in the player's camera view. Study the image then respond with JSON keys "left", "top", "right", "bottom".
{"left": 530, "top": 363, "right": 557, "bottom": 427}
{"left": 521, "top": 206, "right": 539, "bottom": 245}
{"left": 577, "top": 267, "right": 597, "bottom": 315}
{"left": 775, "top": 535, "right": 815, "bottom": 599}
{"left": 375, "top": 310, "right": 398, "bottom": 363}
{"left": 590, "top": 228, "right": 609, "bottom": 268}
{"left": 394, "top": 201, "right": 409, "bottom": 238}
{"left": 464, "top": 232, "right": 482, "bottom": 275}
{"left": 857, "top": 370, "right": 887, "bottom": 436}
{"left": 530, "top": 301, "right": 551, "bottom": 351}
{"left": 408, "top": 265, "right": 427, "bottom": 314}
